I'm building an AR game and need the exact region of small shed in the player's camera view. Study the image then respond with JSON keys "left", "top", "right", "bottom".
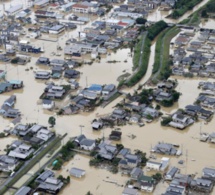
{"left": 70, "top": 167, "right": 86, "bottom": 178}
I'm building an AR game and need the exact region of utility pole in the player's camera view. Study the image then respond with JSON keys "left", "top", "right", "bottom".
{"left": 186, "top": 149, "right": 188, "bottom": 174}
{"left": 79, "top": 125, "right": 84, "bottom": 135}
{"left": 200, "top": 122, "right": 202, "bottom": 134}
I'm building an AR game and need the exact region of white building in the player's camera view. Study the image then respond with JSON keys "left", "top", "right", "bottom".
{"left": 49, "top": 25, "right": 65, "bottom": 34}
{"left": 5, "top": 5, "right": 23, "bottom": 16}
{"left": 146, "top": 161, "right": 161, "bottom": 171}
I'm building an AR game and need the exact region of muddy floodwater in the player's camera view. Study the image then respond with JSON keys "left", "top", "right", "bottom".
{"left": 0, "top": 0, "right": 215, "bottom": 194}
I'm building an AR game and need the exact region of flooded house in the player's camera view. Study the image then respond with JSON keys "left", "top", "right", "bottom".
{"left": 169, "top": 113, "right": 194, "bottom": 129}
{"left": 9, "top": 80, "right": 23, "bottom": 89}
{"left": 3, "top": 108, "right": 21, "bottom": 118}
{"left": 122, "top": 188, "right": 139, "bottom": 195}
{"left": 0, "top": 155, "right": 19, "bottom": 172}
{"left": 91, "top": 120, "right": 103, "bottom": 130}
{"left": 111, "top": 109, "right": 127, "bottom": 120}
{"left": 36, "top": 128, "right": 54, "bottom": 142}
{"left": 14, "top": 186, "right": 32, "bottom": 195}
{"left": 170, "top": 174, "right": 192, "bottom": 188}
{"left": 142, "top": 107, "right": 159, "bottom": 119}
{"left": 208, "top": 132, "right": 215, "bottom": 143}
{"left": 165, "top": 167, "right": 179, "bottom": 181}
{"left": 36, "top": 57, "right": 50, "bottom": 65}
{"left": 155, "top": 91, "right": 172, "bottom": 102}
{"left": 117, "top": 148, "right": 131, "bottom": 159}
{"left": 146, "top": 161, "right": 161, "bottom": 171}
{"left": 98, "top": 141, "right": 118, "bottom": 160}
{"left": 80, "top": 138, "right": 96, "bottom": 151}
{"left": 109, "top": 130, "right": 122, "bottom": 141}
{"left": 42, "top": 99, "right": 55, "bottom": 110}
{"left": 43, "top": 85, "right": 66, "bottom": 100}
{"left": 197, "top": 95, "right": 215, "bottom": 109}
{"left": 0, "top": 95, "right": 16, "bottom": 112}
{"left": 0, "top": 82, "right": 12, "bottom": 93}
{"left": 64, "top": 69, "right": 80, "bottom": 79}
{"left": 8, "top": 143, "right": 34, "bottom": 160}
{"left": 147, "top": 157, "right": 169, "bottom": 171}
{"left": 130, "top": 167, "right": 143, "bottom": 181}
{"left": 35, "top": 71, "right": 51, "bottom": 79}
{"left": 13, "top": 124, "right": 30, "bottom": 137}
{"left": 190, "top": 178, "right": 214, "bottom": 193}
{"left": 37, "top": 175, "right": 64, "bottom": 194}
{"left": 102, "top": 84, "right": 116, "bottom": 96}
{"left": 151, "top": 143, "right": 180, "bottom": 156}
{"left": 202, "top": 167, "right": 215, "bottom": 181}
{"left": 163, "top": 184, "right": 186, "bottom": 195}
{"left": 138, "top": 175, "right": 155, "bottom": 193}
{"left": 70, "top": 167, "right": 86, "bottom": 178}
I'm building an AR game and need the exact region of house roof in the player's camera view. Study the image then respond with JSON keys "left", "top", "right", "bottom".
{"left": 70, "top": 167, "right": 85, "bottom": 177}
{"left": 75, "top": 134, "right": 86, "bottom": 143}
{"left": 73, "top": 4, "right": 89, "bottom": 9}
{"left": 36, "top": 170, "right": 54, "bottom": 183}
{"left": 122, "top": 187, "right": 138, "bottom": 195}
{"left": 43, "top": 99, "right": 53, "bottom": 105}
{"left": 80, "top": 138, "right": 95, "bottom": 146}
{"left": 15, "top": 186, "right": 31, "bottom": 195}
{"left": 130, "top": 167, "right": 143, "bottom": 177}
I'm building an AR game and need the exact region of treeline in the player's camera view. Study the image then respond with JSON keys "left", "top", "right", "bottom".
{"left": 152, "top": 29, "right": 168, "bottom": 74}
{"left": 170, "top": 0, "right": 202, "bottom": 19}
{"left": 201, "top": 0, "right": 215, "bottom": 17}
{"left": 147, "top": 21, "right": 168, "bottom": 41}
{"left": 127, "top": 37, "right": 151, "bottom": 86}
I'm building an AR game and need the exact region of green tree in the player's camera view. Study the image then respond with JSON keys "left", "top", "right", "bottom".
{"left": 152, "top": 173, "right": 162, "bottom": 181}
{"left": 67, "top": 176, "right": 70, "bottom": 183}
{"left": 172, "top": 91, "right": 180, "bottom": 102}
{"left": 201, "top": 10, "right": 208, "bottom": 18}
{"left": 48, "top": 116, "right": 56, "bottom": 127}
{"left": 161, "top": 117, "right": 172, "bottom": 126}
{"left": 136, "top": 17, "right": 147, "bottom": 25}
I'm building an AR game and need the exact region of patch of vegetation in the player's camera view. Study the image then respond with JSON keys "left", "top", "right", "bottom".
{"left": 153, "top": 27, "right": 181, "bottom": 81}
{"left": 152, "top": 173, "right": 162, "bottom": 182}
{"left": 136, "top": 17, "right": 147, "bottom": 25}
{"left": 161, "top": 117, "right": 172, "bottom": 126}
{"left": 153, "top": 28, "right": 170, "bottom": 74}
{"left": 147, "top": 21, "right": 168, "bottom": 41}
{"left": 134, "top": 150, "right": 148, "bottom": 167}
{"left": 127, "top": 37, "right": 151, "bottom": 87}
{"left": 57, "top": 175, "right": 71, "bottom": 185}
{"left": 0, "top": 132, "right": 6, "bottom": 138}
{"left": 139, "top": 89, "right": 153, "bottom": 105}
{"left": 170, "top": 0, "right": 203, "bottom": 19}
{"left": 14, "top": 161, "right": 25, "bottom": 172}
{"left": 53, "top": 141, "right": 75, "bottom": 170}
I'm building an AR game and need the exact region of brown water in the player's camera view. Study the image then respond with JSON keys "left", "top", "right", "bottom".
{"left": 1, "top": 1, "right": 215, "bottom": 194}
{"left": 200, "top": 18, "right": 215, "bottom": 29}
